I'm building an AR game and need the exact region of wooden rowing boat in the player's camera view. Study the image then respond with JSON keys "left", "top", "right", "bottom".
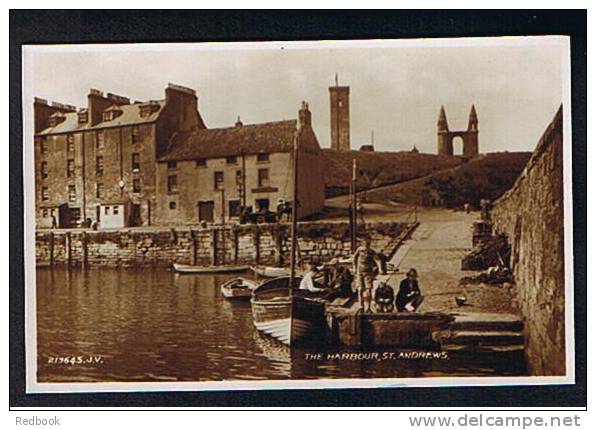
{"left": 250, "top": 266, "right": 306, "bottom": 278}
{"left": 173, "top": 263, "right": 250, "bottom": 274}
{"left": 220, "top": 277, "right": 258, "bottom": 300}
{"left": 250, "top": 276, "right": 326, "bottom": 346}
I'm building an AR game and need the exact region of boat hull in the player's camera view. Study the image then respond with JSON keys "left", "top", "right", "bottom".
{"left": 220, "top": 278, "right": 258, "bottom": 300}
{"left": 222, "top": 289, "right": 252, "bottom": 300}
{"left": 251, "top": 278, "right": 326, "bottom": 347}
{"left": 250, "top": 266, "right": 306, "bottom": 278}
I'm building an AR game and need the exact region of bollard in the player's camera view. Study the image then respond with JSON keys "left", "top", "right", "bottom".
{"left": 66, "top": 232, "right": 72, "bottom": 267}
{"left": 49, "top": 232, "right": 55, "bottom": 267}
{"left": 190, "top": 229, "right": 197, "bottom": 265}
{"left": 211, "top": 228, "right": 218, "bottom": 266}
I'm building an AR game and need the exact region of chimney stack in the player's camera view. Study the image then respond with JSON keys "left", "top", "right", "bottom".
{"left": 164, "top": 83, "right": 199, "bottom": 132}
{"left": 33, "top": 97, "right": 76, "bottom": 133}
{"left": 87, "top": 89, "right": 110, "bottom": 126}
{"left": 299, "top": 100, "right": 311, "bottom": 128}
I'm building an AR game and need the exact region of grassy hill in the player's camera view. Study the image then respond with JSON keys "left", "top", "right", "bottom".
{"left": 321, "top": 149, "right": 462, "bottom": 197}
{"left": 362, "top": 152, "right": 532, "bottom": 209}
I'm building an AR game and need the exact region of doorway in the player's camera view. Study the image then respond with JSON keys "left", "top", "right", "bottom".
{"left": 255, "top": 198, "right": 270, "bottom": 212}
{"left": 198, "top": 201, "right": 215, "bottom": 223}
{"left": 131, "top": 203, "right": 142, "bottom": 226}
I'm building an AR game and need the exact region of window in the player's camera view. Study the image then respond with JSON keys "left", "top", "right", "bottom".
{"left": 69, "top": 208, "right": 81, "bottom": 225}
{"left": 139, "top": 105, "right": 156, "bottom": 118}
{"left": 258, "top": 168, "right": 270, "bottom": 187}
{"left": 167, "top": 175, "right": 178, "bottom": 193}
{"left": 169, "top": 201, "right": 177, "bottom": 210}
{"left": 133, "top": 178, "right": 141, "bottom": 193}
{"left": 226, "top": 155, "right": 238, "bottom": 164}
{"left": 214, "top": 171, "right": 224, "bottom": 190}
{"left": 257, "top": 152, "right": 270, "bottom": 162}
{"left": 95, "top": 131, "right": 105, "bottom": 150}
{"left": 77, "top": 111, "right": 88, "bottom": 124}
{"left": 167, "top": 161, "right": 177, "bottom": 169}
{"left": 235, "top": 169, "right": 243, "bottom": 185}
{"left": 113, "top": 206, "right": 119, "bottom": 215}
{"left": 131, "top": 126, "right": 140, "bottom": 144}
{"left": 228, "top": 200, "right": 241, "bottom": 217}
{"left": 42, "top": 209, "right": 49, "bottom": 218}
{"left": 68, "top": 185, "right": 76, "bottom": 202}
{"left": 41, "top": 187, "right": 49, "bottom": 201}
{"left": 104, "top": 206, "right": 110, "bottom": 215}
{"left": 195, "top": 158, "right": 206, "bottom": 167}
{"left": 39, "top": 137, "right": 48, "bottom": 154}
{"left": 67, "top": 159, "right": 75, "bottom": 177}
{"left": 40, "top": 161, "right": 48, "bottom": 179}
{"left": 95, "top": 156, "right": 104, "bottom": 176}
{"left": 67, "top": 134, "right": 75, "bottom": 152}
{"left": 132, "top": 153, "right": 140, "bottom": 171}
{"left": 96, "top": 183, "right": 104, "bottom": 199}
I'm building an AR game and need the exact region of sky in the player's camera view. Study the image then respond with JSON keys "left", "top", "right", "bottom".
{"left": 23, "top": 38, "right": 569, "bottom": 153}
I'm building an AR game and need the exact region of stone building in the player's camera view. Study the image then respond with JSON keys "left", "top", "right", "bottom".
{"left": 34, "top": 83, "right": 205, "bottom": 228}
{"left": 437, "top": 105, "right": 479, "bottom": 157}
{"left": 155, "top": 102, "right": 325, "bottom": 225}
{"left": 329, "top": 77, "right": 350, "bottom": 151}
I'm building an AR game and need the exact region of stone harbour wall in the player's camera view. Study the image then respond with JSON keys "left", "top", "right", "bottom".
{"left": 36, "top": 221, "right": 411, "bottom": 268}
{"left": 490, "top": 106, "right": 565, "bottom": 376}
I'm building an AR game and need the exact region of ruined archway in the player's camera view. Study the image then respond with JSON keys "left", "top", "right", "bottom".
{"left": 437, "top": 105, "right": 479, "bottom": 158}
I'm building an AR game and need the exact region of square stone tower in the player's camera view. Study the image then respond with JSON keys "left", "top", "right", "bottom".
{"left": 329, "top": 78, "right": 350, "bottom": 151}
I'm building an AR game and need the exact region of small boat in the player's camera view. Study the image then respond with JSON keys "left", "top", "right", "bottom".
{"left": 250, "top": 266, "right": 305, "bottom": 278}
{"left": 173, "top": 263, "right": 250, "bottom": 274}
{"left": 251, "top": 276, "right": 326, "bottom": 346}
{"left": 220, "top": 277, "right": 258, "bottom": 300}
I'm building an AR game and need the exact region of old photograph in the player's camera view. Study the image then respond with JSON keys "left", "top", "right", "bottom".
{"left": 22, "top": 36, "right": 573, "bottom": 392}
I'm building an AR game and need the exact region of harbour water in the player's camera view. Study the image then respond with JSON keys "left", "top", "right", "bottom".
{"left": 36, "top": 267, "right": 526, "bottom": 383}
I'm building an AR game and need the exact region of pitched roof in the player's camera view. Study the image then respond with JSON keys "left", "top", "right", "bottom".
{"left": 37, "top": 101, "right": 166, "bottom": 135}
{"left": 159, "top": 120, "right": 298, "bottom": 162}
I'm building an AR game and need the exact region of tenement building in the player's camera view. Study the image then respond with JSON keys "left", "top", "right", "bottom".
{"left": 34, "top": 84, "right": 205, "bottom": 228}
{"left": 155, "top": 101, "right": 325, "bottom": 225}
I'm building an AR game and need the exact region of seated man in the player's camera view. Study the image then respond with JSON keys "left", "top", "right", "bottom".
{"left": 325, "top": 265, "right": 354, "bottom": 301}
{"left": 396, "top": 268, "right": 424, "bottom": 312}
{"left": 373, "top": 281, "right": 395, "bottom": 313}
{"left": 299, "top": 263, "right": 327, "bottom": 293}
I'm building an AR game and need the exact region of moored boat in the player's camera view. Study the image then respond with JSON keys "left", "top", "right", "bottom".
{"left": 250, "top": 266, "right": 306, "bottom": 278}
{"left": 173, "top": 263, "right": 250, "bottom": 274}
{"left": 220, "top": 277, "right": 258, "bottom": 300}
{"left": 250, "top": 276, "right": 326, "bottom": 346}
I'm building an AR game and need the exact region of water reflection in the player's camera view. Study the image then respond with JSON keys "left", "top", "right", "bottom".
{"left": 37, "top": 267, "right": 526, "bottom": 383}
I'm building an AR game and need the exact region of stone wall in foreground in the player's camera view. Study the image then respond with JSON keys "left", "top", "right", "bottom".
{"left": 491, "top": 106, "right": 565, "bottom": 376}
{"left": 36, "top": 221, "right": 411, "bottom": 268}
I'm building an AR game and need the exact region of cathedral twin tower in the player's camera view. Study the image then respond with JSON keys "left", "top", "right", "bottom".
{"left": 437, "top": 105, "right": 479, "bottom": 157}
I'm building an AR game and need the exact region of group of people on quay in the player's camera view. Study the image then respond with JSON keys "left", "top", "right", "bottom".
{"left": 298, "top": 236, "right": 424, "bottom": 313}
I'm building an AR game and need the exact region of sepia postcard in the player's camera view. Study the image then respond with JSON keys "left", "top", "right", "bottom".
{"left": 22, "top": 36, "right": 574, "bottom": 394}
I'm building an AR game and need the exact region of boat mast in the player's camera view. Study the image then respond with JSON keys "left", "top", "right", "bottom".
{"left": 289, "top": 125, "right": 300, "bottom": 295}
{"left": 350, "top": 158, "right": 357, "bottom": 252}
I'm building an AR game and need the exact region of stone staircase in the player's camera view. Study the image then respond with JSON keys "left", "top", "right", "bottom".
{"left": 433, "top": 312, "right": 525, "bottom": 353}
